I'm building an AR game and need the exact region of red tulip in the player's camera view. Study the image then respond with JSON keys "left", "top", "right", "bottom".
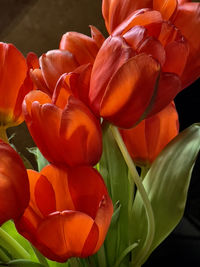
{"left": 30, "top": 26, "right": 105, "bottom": 97}
{"left": 0, "top": 42, "right": 29, "bottom": 128}
{"left": 89, "top": 2, "right": 196, "bottom": 128}
{"left": 15, "top": 164, "right": 113, "bottom": 262}
{"left": 0, "top": 140, "right": 30, "bottom": 225}
{"left": 102, "top": 0, "right": 200, "bottom": 88}
{"left": 120, "top": 102, "right": 179, "bottom": 166}
{"left": 60, "top": 26, "right": 105, "bottom": 65}
{"left": 22, "top": 90, "right": 102, "bottom": 166}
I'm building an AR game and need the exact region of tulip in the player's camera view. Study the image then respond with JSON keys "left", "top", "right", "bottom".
{"left": 15, "top": 164, "right": 113, "bottom": 262}
{"left": 30, "top": 26, "right": 105, "bottom": 96}
{"left": 89, "top": 2, "right": 196, "bottom": 128}
{"left": 120, "top": 102, "right": 179, "bottom": 166}
{"left": 0, "top": 140, "right": 29, "bottom": 225}
{"left": 22, "top": 90, "right": 102, "bottom": 167}
{"left": 0, "top": 42, "right": 28, "bottom": 129}
{"left": 102, "top": 0, "right": 200, "bottom": 88}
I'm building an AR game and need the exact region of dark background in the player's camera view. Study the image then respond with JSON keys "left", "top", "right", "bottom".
{"left": 1, "top": 1, "right": 200, "bottom": 266}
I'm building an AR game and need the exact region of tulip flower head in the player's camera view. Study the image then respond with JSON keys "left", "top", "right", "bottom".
{"left": 0, "top": 42, "right": 29, "bottom": 129}
{"left": 22, "top": 90, "right": 102, "bottom": 167}
{"left": 30, "top": 26, "right": 105, "bottom": 97}
{"left": 15, "top": 164, "right": 113, "bottom": 262}
{"left": 0, "top": 140, "right": 29, "bottom": 225}
{"left": 120, "top": 102, "right": 179, "bottom": 166}
{"left": 87, "top": 0, "right": 200, "bottom": 128}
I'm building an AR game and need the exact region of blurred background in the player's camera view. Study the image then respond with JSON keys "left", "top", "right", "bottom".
{"left": 1, "top": 0, "right": 200, "bottom": 266}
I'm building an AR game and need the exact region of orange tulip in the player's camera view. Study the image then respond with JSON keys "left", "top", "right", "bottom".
{"left": 89, "top": 2, "right": 195, "bottom": 128}
{"left": 120, "top": 102, "right": 179, "bottom": 166}
{"left": 102, "top": 0, "right": 200, "bottom": 89}
{"left": 30, "top": 26, "right": 105, "bottom": 97}
{"left": 0, "top": 42, "right": 29, "bottom": 128}
{"left": 15, "top": 164, "right": 113, "bottom": 262}
{"left": 22, "top": 90, "right": 102, "bottom": 166}
{"left": 0, "top": 140, "right": 29, "bottom": 225}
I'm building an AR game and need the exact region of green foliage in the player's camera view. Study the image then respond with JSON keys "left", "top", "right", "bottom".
{"left": 130, "top": 123, "right": 200, "bottom": 265}
{"left": 27, "top": 147, "right": 49, "bottom": 171}
{"left": 98, "top": 127, "right": 134, "bottom": 266}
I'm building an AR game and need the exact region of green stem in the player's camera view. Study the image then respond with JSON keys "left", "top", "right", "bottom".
{"left": 0, "top": 127, "right": 9, "bottom": 143}
{"left": 0, "top": 228, "right": 30, "bottom": 260}
{"left": 140, "top": 166, "right": 150, "bottom": 180}
{"left": 111, "top": 126, "right": 155, "bottom": 267}
{"left": 31, "top": 245, "right": 49, "bottom": 267}
{"left": 0, "top": 247, "right": 11, "bottom": 262}
{"left": 96, "top": 244, "right": 107, "bottom": 267}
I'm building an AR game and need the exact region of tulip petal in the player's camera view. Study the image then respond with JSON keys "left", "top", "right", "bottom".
{"left": 35, "top": 174, "right": 56, "bottom": 217}
{"left": 153, "top": 0, "right": 178, "bottom": 20}
{"left": 147, "top": 72, "right": 181, "bottom": 117}
{"left": 0, "top": 43, "right": 27, "bottom": 126}
{"left": 52, "top": 73, "right": 72, "bottom": 109}
{"left": 40, "top": 165, "right": 75, "bottom": 212}
{"left": 100, "top": 53, "right": 160, "bottom": 128}
{"left": 53, "top": 64, "right": 92, "bottom": 106}
{"left": 120, "top": 121, "right": 149, "bottom": 165}
{"left": 123, "top": 26, "right": 148, "bottom": 50}
{"left": 102, "top": 0, "right": 153, "bottom": 33}
{"left": 138, "top": 36, "right": 166, "bottom": 66}
{"left": 89, "top": 25, "right": 105, "bottom": 48}
{"left": 173, "top": 3, "right": 200, "bottom": 87}
{"left": 67, "top": 166, "right": 109, "bottom": 219}
{"left": 36, "top": 211, "right": 97, "bottom": 261}
{"left": 162, "top": 38, "right": 189, "bottom": 76}
{"left": 26, "top": 52, "right": 39, "bottom": 70}
{"left": 0, "top": 141, "right": 29, "bottom": 225}
{"left": 30, "top": 69, "right": 50, "bottom": 95}
{"left": 40, "top": 50, "right": 78, "bottom": 94}
{"left": 60, "top": 96, "right": 102, "bottom": 166}
{"left": 146, "top": 102, "right": 179, "bottom": 162}
{"left": 59, "top": 32, "right": 99, "bottom": 65}
{"left": 113, "top": 9, "right": 162, "bottom": 36}
{"left": 89, "top": 36, "right": 134, "bottom": 115}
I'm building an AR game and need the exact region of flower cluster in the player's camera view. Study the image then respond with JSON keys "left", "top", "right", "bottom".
{"left": 0, "top": 0, "right": 199, "bottom": 266}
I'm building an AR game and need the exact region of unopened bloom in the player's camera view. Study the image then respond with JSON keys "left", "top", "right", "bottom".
{"left": 15, "top": 164, "right": 113, "bottom": 262}
{"left": 22, "top": 90, "right": 102, "bottom": 166}
{"left": 120, "top": 102, "right": 179, "bottom": 166}
{"left": 0, "top": 42, "right": 29, "bottom": 128}
{"left": 0, "top": 140, "right": 29, "bottom": 225}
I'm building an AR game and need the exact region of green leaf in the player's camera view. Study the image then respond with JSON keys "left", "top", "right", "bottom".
{"left": 98, "top": 127, "right": 132, "bottom": 266}
{"left": 1, "top": 221, "right": 37, "bottom": 262}
{"left": 0, "top": 259, "right": 45, "bottom": 266}
{"left": 130, "top": 123, "right": 200, "bottom": 265}
{"left": 27, "top": 147, "right": 49, "bottom": 171}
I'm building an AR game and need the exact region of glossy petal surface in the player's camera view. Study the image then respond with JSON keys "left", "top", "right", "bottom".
{"left": 40, "top": 50, "right": 78, "bottom": 94}
{"left": 23, "top": 91, "right": 102, "bottom": 166}
{"left": 60, "top": 32, "right": 99, "bottom": 65}
{"left": 16, "top": 165, "right": 113, "bottom": 262}
{"left": 0, "top": 42, "right": 27, "bottom": 127}
{"left": 120, "top": 102, "right": 179, "bottom": 165}
{"left": 100, "top": 53, "right": 160, "bottom": 128}
{"left": 173, "top": 3, "right": 200, "bottom": 87}
{"left": 102, "top": 0, "right": 153, "bottom": 33}
{"left": 0, "top": 141, "right": 29, "bottom": 225}
{"left": 89, "top": 36, "right": 134, "bottom": 115}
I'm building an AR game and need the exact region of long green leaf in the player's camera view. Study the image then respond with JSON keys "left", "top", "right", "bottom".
{"left": 131, "top": 123, "right": 200, "bottom": 265}
{"left": 98, "top": 127, "right": 131, "bottom": 266}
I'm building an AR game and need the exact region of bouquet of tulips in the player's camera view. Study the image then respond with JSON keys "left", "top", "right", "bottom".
{"left": 0, "top": 0, "right": 199, "bottom": 266}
